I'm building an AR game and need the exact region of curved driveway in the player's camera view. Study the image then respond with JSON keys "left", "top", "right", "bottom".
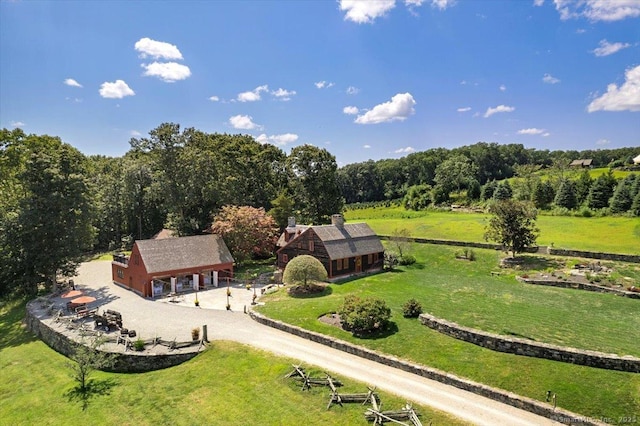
{"left": 76, "top": 261, "right": 559, "bottom": 426}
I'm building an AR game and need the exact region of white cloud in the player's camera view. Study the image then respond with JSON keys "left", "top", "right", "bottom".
{"left": 65, "top": 97, "right": 82, "bottom": 103}
{"left": 499, "top": 84, "right": 507, "bottom": 92}
{"left": 64, "top": 78, "right": 82, "bottom": 88}
{"left": 237, "top": 85, "right": 269, "bottom": 102}
{"left": 483, "top": 104, "right": 515, "bottom": 118}
{"left": 355, "top": 92, "right": 416, "bottom": 124}
{"left": 430, "top": 0, "right": 456, "bottom": 10}
{"left": 457, "top": 107, "right": 471, "bottom": 112}
{"left": 99, "top": 80, "right": 135, "bottom": 99}
{"left": 315, "top": 80, "right": 334, "bottom": 89}
{"left": 553, "top": 0, "right": 640, "bottom": 22}
{"left": 576, "top": 28, "right": 586, "bottom": 34}
{"left": 271, "top": 88, "right": 296, "bottom": 101}
{"left": 517, "top": 128, "right": 546, "bottom": 135}
{"left": 343, "top": 106, "right": 359, "bottom": 115}
{"left": 229, "top": 114, "right": 262, "bottom": 130}
{"left": 11, "top": 121, "right": 25, "bottom": 127}
{"left": 346, "top": 86, "right": 360, "bottom": 95}
{"left": 134, "top": 37, "right": 183, "bottom": 60}
{"left": 339, "top": 0, "right": 396, "bottom": 24}
{"left": 141, "top": 62, "right": 191, "bottom": 83}
{"left": 256, "top": 133, "right": 298, "bottom": 146}
{"left": 395, "top": 146, "right": 415, "bottom": 153}
{"left": 587, "top": 65, "right": 640, "bottom": 112}
{"left": 592, "top": 39, "right": 631, "bottom": 57}
{"left": 542, "top": 132, "right": 551, "bottom": 137}
{"left": 363, "top": 144, "right": 371, "bottom": 148}
{"left": 542, "top": 73, "right": 561, "bottom": 84}
{"left": 596, "top": 138, "right": 611, "bottom": 145}
{"left": 209, "top": 96, "right": 219, "bottom": 102}
{"left": 533, "top": 0, "right": 544, "bottom": 6}
{"left": 130, "top": 130, "right": 142, "bottom": 137}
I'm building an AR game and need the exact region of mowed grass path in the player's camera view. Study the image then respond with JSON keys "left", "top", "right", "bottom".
{"left": 258, "top": 244, "right": 640, "bottom": 422}
{"left": 0, "top": 299, "right": 467, "bottom": 426}
{"left": 345, "top": 207, "right": 640, "bottom": 254}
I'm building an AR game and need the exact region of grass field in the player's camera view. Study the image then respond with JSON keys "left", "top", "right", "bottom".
{"left": 0, "top": 299, "right": 467, "bottom": 426}
{"left": 344, "top": 206, "right": 640, "bottom": 254}
{"left": 257, "top": 244, "right": 640, "bottom": 422}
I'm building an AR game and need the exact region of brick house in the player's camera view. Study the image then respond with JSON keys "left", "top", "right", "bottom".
{"left": 276, "top": 214, "right": 384, "bottom": 280}
{"left": 111, "top": 234, "right": 234, "bottom": 298}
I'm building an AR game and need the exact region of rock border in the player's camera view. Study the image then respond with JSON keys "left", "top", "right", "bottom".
{"left": 518, "top": 277, "right": 640, "bottom": 299}
{"left": 249, "top": 311, "right": 608, "bottom": 426}
{"left": 419, "top": 313, "right": 640, "bottom": 373}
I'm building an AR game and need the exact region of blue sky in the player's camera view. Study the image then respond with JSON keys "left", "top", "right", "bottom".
{"left": 1, "top": 0, "right": 639, "bottom": 166}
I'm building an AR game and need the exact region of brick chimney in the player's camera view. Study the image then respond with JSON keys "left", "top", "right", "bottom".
{"left": 287, "top": 216, "right": 296, "bottom": 228}
{"left": 331, "top": 214, "right": 344, "bottom": 228}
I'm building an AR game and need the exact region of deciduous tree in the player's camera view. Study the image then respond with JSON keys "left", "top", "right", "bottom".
{"left": 484, "top": 199, "right": 539, "bottom": 258}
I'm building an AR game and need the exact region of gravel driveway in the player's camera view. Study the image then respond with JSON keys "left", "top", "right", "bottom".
{"left": 72, "top": 261, "right": 560, "bottom": 426}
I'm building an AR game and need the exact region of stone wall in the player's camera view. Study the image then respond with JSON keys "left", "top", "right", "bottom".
{"left": 419, "top": 313, "right": 640, "bottom": 373}
{"left": 547, "top": 248, "right": 640, "bottom": 263}
{"left": 249, "top": 311, "right": 607, "bottom": 426}
{"left": 24, "top": 302, "right": 199, "bottom": 373}
{"left": 379, "top": 235, "right": 538, "bottom": 252}
{"left": 519, "top": 277, "right": 640, "bottom": 299}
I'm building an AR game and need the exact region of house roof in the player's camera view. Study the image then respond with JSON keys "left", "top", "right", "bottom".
{"left": 136, "top": 234, "right": 234, "bottom": 274}
{"left": 634, "top": 154, "right": 640, "bottom": 164}
{"left": 275, "top": 225, "right": 310, "bottom": 247}
{"left": 570, "top": 159, "right": 592, "bottom": 166}
{"left": 311, "top": 223, "right": 384, "bottom": 260}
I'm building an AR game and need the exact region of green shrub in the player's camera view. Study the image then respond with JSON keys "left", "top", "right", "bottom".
{"left": 399, "top": 254, "right": 416, "bottom": 265}
{"left": 402, "top": 299, "right": 423, "bottom": 318}
{"left": 338, "top": 295, "right": 391, "bottom": 336}
{"left": 134, "top": 338, "right": 145, "bottom": 351}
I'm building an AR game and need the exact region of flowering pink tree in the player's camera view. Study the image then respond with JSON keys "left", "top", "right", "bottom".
{"left": 209, "top": 205, "right": 279, "bottom": 264}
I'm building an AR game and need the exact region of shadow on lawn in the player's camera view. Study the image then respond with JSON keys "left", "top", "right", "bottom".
{"left": 65, "top": 378, "right": 118, "bottom": 411}
{"left": 353, "top": 322, "right": 399, "bottom": 340}
{"left": 0, "top": 298, "right": 37, "bottom": 350}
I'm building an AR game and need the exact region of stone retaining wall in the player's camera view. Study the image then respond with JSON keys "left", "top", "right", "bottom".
{"left": 24, "top": 302, "right": 199, "bottom": 373}
{"left": 519, "top": 277, "right": 640, "bottom": 299}
{"left": 547, "top": 248, "right": 640, "bottom": 263}
{"left": 419, "top": 313, "right": 640, "bottom": 373}
{"left": 249, "top": 311, "right": 607, "bottom": 426}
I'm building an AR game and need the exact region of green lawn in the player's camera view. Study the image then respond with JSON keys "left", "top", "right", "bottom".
{"left": 0, "top": 299, "right": 466, "bottom": 426}
{"left": 257, "top": 244, "right": 640, "bottom": 422}
{"left": 345, "top": 206, "right": 640, "bottom": 254}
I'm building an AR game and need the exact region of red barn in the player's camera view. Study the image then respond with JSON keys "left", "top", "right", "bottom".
{"left": 111, "top": 234, "right": 234, "bottom": 298}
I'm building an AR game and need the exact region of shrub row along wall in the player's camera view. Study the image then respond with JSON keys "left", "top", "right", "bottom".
{"left": 419, "top": 313, "right": 640, "bottom": 373}
{"left": 248, "top": 311, "right": 606, "bottom": 426}
{"left": 519, "top": 277, "right": 640, "bottom": 299}
{"left": 24, "top": 302, "right": 199, "bottom": 373}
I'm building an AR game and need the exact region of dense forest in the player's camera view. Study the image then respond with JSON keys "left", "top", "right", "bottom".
{"left": 1, "top": 123, "right": 638, "bottom": 296}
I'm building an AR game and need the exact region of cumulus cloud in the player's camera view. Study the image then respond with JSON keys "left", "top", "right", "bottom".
{"left": 543, "top": 73, "right": 561, "bottom": 84}
{"left": 339, "top": 0, "right": 395, "bottom": 23}
{"left": 457, "top": 107, "right": 471, "bottom": 112}
{"left": 395, "top": 146, "right": 415, "bottom": 153}
{"left": 592, "top": 39, "right": 631, "bottom": 57}
{"left": 364, "top": 144, "right": 371, "bottom": 148}
{"left": 429, "top": 0, "right": 456, "bottom": 10}
{"left": 587, "top": 65, "right": 640, "bottom": 112}
{"left": 343, "top": 106, "right": 359, "bottom": 115}
{"left": 315, "top": 80, "right": 334, "bottom": 89}
{"left": 11, "top": 121, "right": 25, "bottom": 127}
{"left": 517, "top": 128, "right": 546, "bottom": 135}
{"left": 271, "top": 88, "right": 296, "bottom": 101}
{"left": 256, "top": 133, "right": 298, "bottom": 146}
{"left": 542, "top": 132, "right": 551, "bottom": 137}
{"left": 64, "top": 78, "right": 83, "bottom": 88}
{"left": 134, "top": 37, "right": 183, "bottom": 60}
{"left": 355, "top": 92, "right": 416, "bottom": 124}
{"left": 553, "top": 0, "right": 640, "bottom": 22}
{"left": 533, "top": 0, "right": 544, "bottom": 6}
{"left": 99, "top": 80, "right": 135, "bottom": 99}
{"left": 483, "top": 104, "right": 515, "bottom": 118}
{"left": 209, "top": 96, "right": 219, "bottom": 102}
{"left": 141, "top": 62, "right": 191, "bottom": 83}
{"left": 237, "top": 85, "right": 269, "bottom": 102}
{"left": 346, "top": 86, "right": 360, "bottom": 95}
{"left": 229, "top": 114, "right": 262, "bottom": 130}
{"left": 130, "top": 130, "right": 142, "bottom": 137}
{"left": 499, "top": 84, "right": 507, "bottom": 92}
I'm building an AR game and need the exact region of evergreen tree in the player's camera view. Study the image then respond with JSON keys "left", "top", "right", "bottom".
{"left": 467, "top": 179, "right": 481, "bottom": 201}
{"left": 587, "top": 172, "right": 617, "bottom": 209}
{"left": 532, "top": 180, "right": 555, "bottom": 209}
{"left": 554, "top": 179, "right": 578, "bottom": 210}
{"left": 609, "top": 175, "right": 636, "bottom": 214}
{"left": 481, "top": 180, "right": 498, "bottom": 201}
{"left": 574, "top": 169, "right": 593, "bottom": 205}
{"left": 493, "top": 181, "right": 513, "bottom": 201}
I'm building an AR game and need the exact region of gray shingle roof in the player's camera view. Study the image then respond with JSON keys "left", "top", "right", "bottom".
{"left": 312, "top": 223, "right": 383, "bottom": 260}
{"left": 136, "top": 234, "right": 234, "bottom": 274}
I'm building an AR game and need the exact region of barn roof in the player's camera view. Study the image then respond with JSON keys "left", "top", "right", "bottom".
{"left": 136, "top": 234, "right": 234, "bottom": 274}
{"left": 569, "top": 159, "right": 592, "bottom": 167}
{"left": 311, "top": 223, "right": 384, "bottom": 260}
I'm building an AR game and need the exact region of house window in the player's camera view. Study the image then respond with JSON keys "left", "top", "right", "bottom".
{"left": 117, "top": 268, "right": 124, "bottom": 279}
{"left": 368, "top": 254, "right": 373, "bottom": 264}
{"left": 337, "top": 259, "right": 343, "bottom": 270}
{"left": 308, "top": 239, "right": 314, "bottom": 252}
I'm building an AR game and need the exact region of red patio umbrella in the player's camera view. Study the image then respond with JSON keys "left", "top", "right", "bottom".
{"left": 61, "top": 290, "right": 82, "bottom": 298}
{"left": 70, "top": 295, "right": 96, "bottom": 304}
